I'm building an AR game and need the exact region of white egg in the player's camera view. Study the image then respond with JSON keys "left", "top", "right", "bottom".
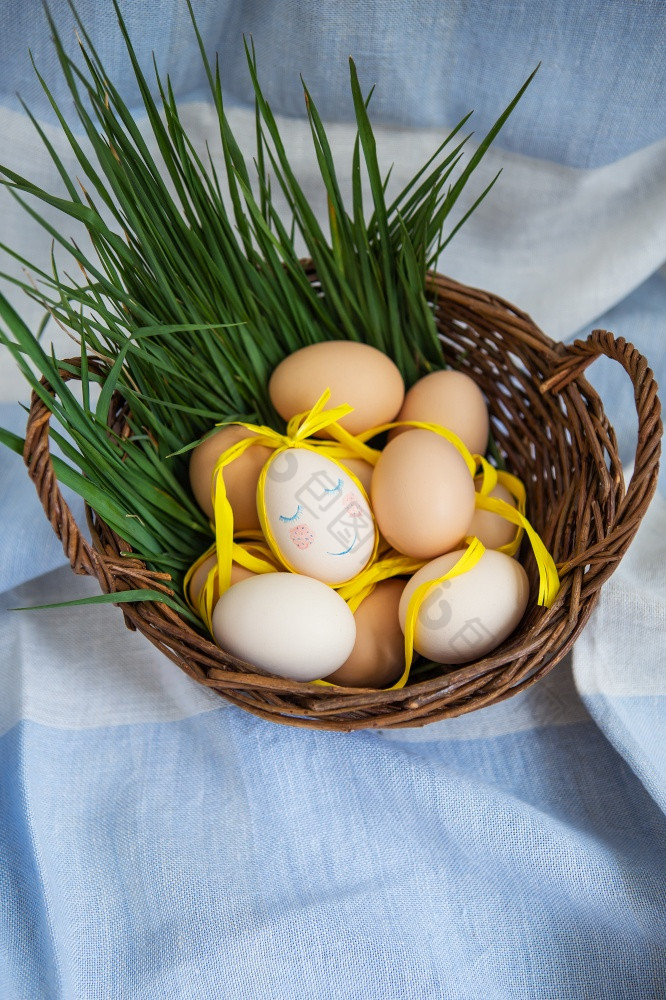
{"left": 212, "top": 573, "right": 356, "bottom": 681}
{"left": 259, "top": 448, "right": 377, "bottom": 585}
{"left": 398, "top": 548, "right": 530, "bottom": 664}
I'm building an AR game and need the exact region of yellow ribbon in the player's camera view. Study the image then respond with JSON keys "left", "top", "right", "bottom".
{"left": 473, "top": 457, "right": 526, "bottom": 557}
{"left": 470, "top": 456, "right": 559, "bottom": 606}
{"left": 336, "top": 552, "right": 426, "bottom": 612}
{"left": 401, "top": 536, "right": 487, "bottom": 685}
{"left": 183, "top": 543, "right": 213, "bottom": 614}
{"left": 184, "top": 537, "right": 280, "bottom": 634}
{"left": 352, "top": 418, "right": 477, "bottom": 476}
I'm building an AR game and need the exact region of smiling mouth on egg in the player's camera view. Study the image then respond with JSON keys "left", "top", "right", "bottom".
{"left": 327, "top": 529, "right": 358, "bottom": 557}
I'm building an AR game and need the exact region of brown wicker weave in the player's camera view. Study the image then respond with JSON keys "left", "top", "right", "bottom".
{"left": 23, "top": 270, "right": 662, "bottom": 730}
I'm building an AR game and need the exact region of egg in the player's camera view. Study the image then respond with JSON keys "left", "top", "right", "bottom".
{"left": 398, "top": 548, "right": 530, "bottom": 664}
{"left": 268, "top": 341, "right": 405, "bottom": 436}
{"left": 260, "top": 447, "right": 376, "bottom": 585}
{"left": 467, "top": 479, "right": 518, "bottom": 550}
{"left": 212, "top": 573, "right": 356, "bottom": 681}
{"left": 188, "top": 552, "right": 257, "bottom": 607}
{"left": 370, "top": 429, "right": 476, "bottom": 560}
{"left": 391, "top": 369, "right": 489, "bottom": 456}
{"left": 324, "top": 578, "right": 407, "bottom": 688}
{"left": 339, "top": 456, "right": 374, "bottom": 494}
{"left": 189, "top": 425, "right": 272, "bottom": 527}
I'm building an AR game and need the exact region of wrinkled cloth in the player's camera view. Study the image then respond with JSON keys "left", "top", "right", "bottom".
{"left": 1, "top": 3, "right": 665, "bottom": 998}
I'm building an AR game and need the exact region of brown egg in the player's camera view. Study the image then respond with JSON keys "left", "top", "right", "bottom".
{"left": 189, "top": 425, "right": 272, "bottom": 527}
{"left": 268, "top": 341, "right": 405, "bottom": 436}
{"left": 466, "top": 479, "right": 519, "bottom": 550}
{"left": 371, "top": 429, "right": 476, "bottom": 560}
{"left": 188, "top": 553, "right": 257, "bottom": 607}
{"left": 391, "top": 370, "right": 489, "bottom": 456}
{"left": 324, "top": 578, "right": 407, "bottom": 688}
{"left": 340, "top": 456, "right": 375, "bottom": 495}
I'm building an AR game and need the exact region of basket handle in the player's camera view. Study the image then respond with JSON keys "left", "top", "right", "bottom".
{"left": 22, "top": 357, "right": 171, "bottom": 597}
{"left": 541, "top": 329, "right": 662, "bottom": 569}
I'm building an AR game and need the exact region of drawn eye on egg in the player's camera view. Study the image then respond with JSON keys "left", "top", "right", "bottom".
{"left": 324, "top": 478, "right": 344, "bottom": 497}
{"left": 261, "top": 448, "right": 377, "bottom": 585}
{"left": 279, "top": 504, "right": 304, "bottom": 523}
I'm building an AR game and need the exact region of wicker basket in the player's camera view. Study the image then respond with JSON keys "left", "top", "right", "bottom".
{"left": 23, "top": 270, "right": 662, "bottom": 731}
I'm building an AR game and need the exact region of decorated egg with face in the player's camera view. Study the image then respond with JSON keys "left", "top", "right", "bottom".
{"left": 259, "top": 448, "right": 377, "bottom": 585}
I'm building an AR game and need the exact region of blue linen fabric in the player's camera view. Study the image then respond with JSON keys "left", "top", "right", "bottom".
{"left": 1, "top": 2, "right": 666, "bottom": 998}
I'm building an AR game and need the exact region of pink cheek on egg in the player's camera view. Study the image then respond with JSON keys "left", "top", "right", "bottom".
{"left": 289, "top": 524, "right": 315, "bottom": 549}
{"left": 343, "top": 494, "right": 364, "bottom": 517}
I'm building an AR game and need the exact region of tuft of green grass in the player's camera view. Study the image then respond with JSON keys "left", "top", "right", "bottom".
{"left": 0, "top": 0, "right": 537, "bottom": 612}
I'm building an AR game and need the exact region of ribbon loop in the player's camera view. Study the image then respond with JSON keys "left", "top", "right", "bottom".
{"left": 286, "top": 388, "right": 355, "bottom": 441}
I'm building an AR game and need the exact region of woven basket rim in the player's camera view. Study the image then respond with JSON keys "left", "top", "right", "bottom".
{"left": 22, "top": 268, "right": 663, "bottom": 730}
